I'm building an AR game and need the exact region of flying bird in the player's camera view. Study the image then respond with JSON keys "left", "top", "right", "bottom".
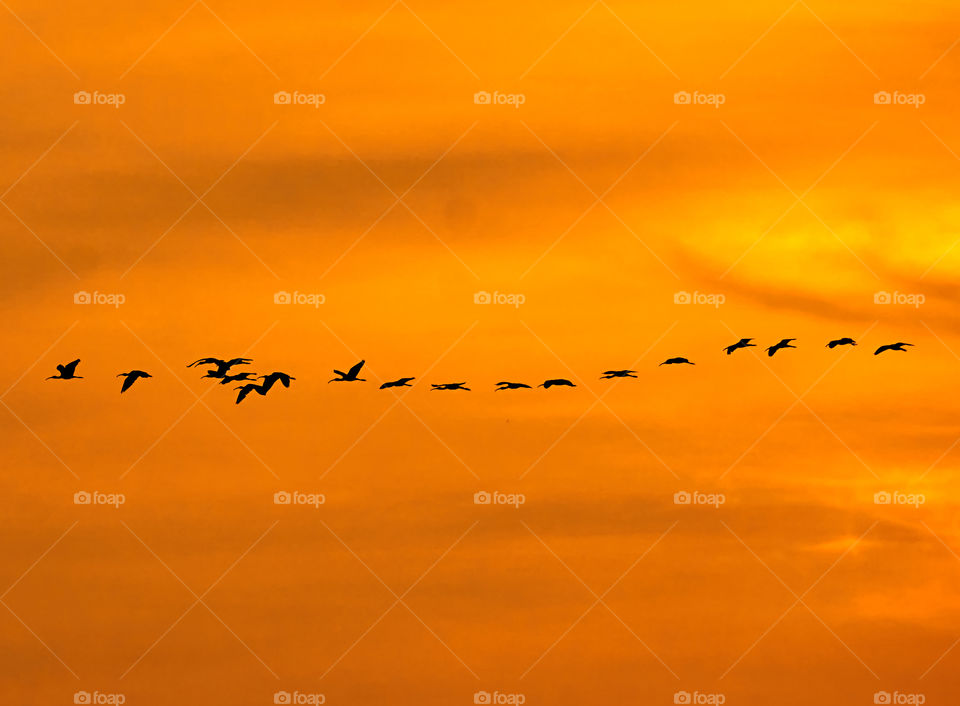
{"left": 431, "top": 382, "right": 470, "bottom": 391}
{"left": 234, "top": 383, "right": 267, "bottom": 404}
{"left": 258, "top": 372, "right": 296, "bottom": 392}
{"left": 219, "top": 372, "right": 257, "bottom": 385}
{"left": 723, "top": 338, "right": 756, "bottom": 355}
{"left": 329, "top": 360, "right": 366, "bottom": 383}
{"left": 659, "top": 357, "right": 694, "bottom": 366}
{"left": 766, "top": 339, "right": 797, "bottom": 357}
{"left": 117, "top": 370, "right": 151, "bottom": 393}
{"left": 600, "top": 370, "right": 637, "bottom": 379}
{"left": 826, "top": 338, "right": 856, "bottom": 348}
{"left": 47, "top": 359, "right": 82, "bottom": 380}
{"left": 380, "top": 377, "right": 415, "bottom": 389}
{"left": 874, "top": 342, "right": 914, "bottom": 355}
{"left": 495, "top": 381, "right": 532, "bottom": 390}
{"left": 539, "top": 379, "right": 576, "bottom": 388}
{"left": 189, "top": 357, "right": 252, "bottom": 378}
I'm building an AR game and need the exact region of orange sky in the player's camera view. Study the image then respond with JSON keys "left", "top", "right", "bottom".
{"left": 2, "top": 1, "right": 960, "bottom": 704}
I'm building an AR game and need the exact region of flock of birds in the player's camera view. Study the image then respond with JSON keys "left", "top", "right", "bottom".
{"left": 42, "top": 336, "right": 916, "bottom": 403}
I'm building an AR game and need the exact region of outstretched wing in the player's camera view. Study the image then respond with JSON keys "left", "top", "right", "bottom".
{"left": 347, "top": 360, "right": 365, "bottom": 378}
{"left": 63, "top": 359, "right": 81, "bottom": 375}
{"left": 188, "top": 357, "right": 221, "bottom": 367}
{"left": 120, "top": 374, "right": 136, "bottom": 393}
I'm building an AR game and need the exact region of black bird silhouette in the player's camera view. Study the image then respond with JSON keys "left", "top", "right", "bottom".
{"left": 380, "top": 377, "right": 415, "bottom": 389}
{"left": 219, "top": 372, "right": 257, "bottom": 385}
{"left": 724, "top": 338, "right": 756, "bottom": 355}
{"left": 539, "top": 379, "right": 576, "bottom": 388}
{"left": 258, "top": 372, "right": 296, "bottom": 392}
{"left": 431, "top": 382, "right": 470, "bottom": 391}
{"left": 600, "top": 370, "right": 637, "bottom": 379}
{"left": 329, "top": 360, "right": 365, "bottom": 383}
{"left": 189, "top": 357, "right": 252, "bottom": 378}
{"left": 874, "top": 342, "right": 914, "bottom": 355}
{"left": 47, "top": 359, "right": 82, "bottom": 380}
{"left": 117, "top": 370, "right": 151, "bottom": 393}
{"left": 766, "top": 339, "right": 797, "bottom": 357}
{"left": 496, "top": 381, "right": 532, "bottom": 390}
{"left": 659, "top": 357, "right": 694, "bottom": 366}
{"left": 826, "top": 337, "right": 857, "bottom": 349}
{"left": 234, "top": 383, "right": 267, "bottom": 404}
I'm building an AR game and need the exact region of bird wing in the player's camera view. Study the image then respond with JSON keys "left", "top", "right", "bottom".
{"left": 120, "top": 374, "right": 136, "bottom": 393}
{"left": 188, "top": 358, "right": 221, "bottom": 367}
{"left": 64, "top": 359, "right": 81, "bottom": 374}
{"left": 347, "top": 360, "right": 365, "bottom": 378}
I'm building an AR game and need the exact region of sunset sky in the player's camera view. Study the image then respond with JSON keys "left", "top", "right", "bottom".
{"left": 2, "top": 1, "right": 960, "bottom": 704}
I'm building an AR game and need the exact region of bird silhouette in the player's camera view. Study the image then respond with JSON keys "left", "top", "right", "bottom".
{"left": 117, "top": 370, "right": 151, "bottom": 393}
{"left": 766, "top": 339, "right": 797, "bottom": 357}
{"left": 189, "top": 357, "right": 252, "bottom": 378}
{"left": 431, "top": 382, "right": 470, "bottom": 391}
{"left": 496, "top": 381, "right": 532, "bottom": 390}
{"left": 380, "top": 377, "right": 415, "bottom": 389}
{"left": 600, "top": 370, "right": 637, "bottom": 379}
{"left": 539, "top": 379, "right": 576, "bottom": 388}
{"left": 47, "top": 359, "right": 82, "bottom": 380}
{"left": 219, "top": 372, "right": 257, "bottom": 385}
{"left": 258, "top": 372, "right": 296, "bottom": 392}
{"left": 723, "top": 338, "right": 756, "bottom": 355}
{"left": 329, "top": 360, "right": 365, "bottom": 383}
{"left": 826, "top": 337, "right": 857, "bottom": 348}
{"left": 659, "top": 357, "right": 694, "bottom": 366}
{"left": 874, "top": 342, "right": 914, "bottom": 355}
{"left": 234, "top": 383, "right": 267, "bottom": 404}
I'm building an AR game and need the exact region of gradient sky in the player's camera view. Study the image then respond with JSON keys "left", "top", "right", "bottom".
{"left": 2, "top": 1, "right": 960, "bottom": 704}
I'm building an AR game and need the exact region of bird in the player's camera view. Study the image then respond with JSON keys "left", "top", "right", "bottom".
{"left": 826, "top": 337, "right": 857, "bottom": 348}
{"left": 234, "top": 383, "right": 267, "bottom": 404}
{"left": 496, "top": 381, "right": 532, "bottom": 390}
{"left": 47, "top": 359, "right": 82, "bottom": 380}
{"left": 431, "top": 382, "right": 470, "bottom": 391}
{"left": 659, "top": 357, "right": 694, "bottom": 366}
{"left": 874, "top": 342, "right": 914, "bottom": 355}
{"left": 723, "top": 338, "right": 756, "bottom": 355}
{"left": 329, "top": 360, "right": 365, "bottom": 383}
{"left": 766, "top": 339, "right": 797, "bottom": 357}
{"left": 219, "top": 372, "right": 258, "bottom": 385}
{"left": 258, "top": 372, "right": 296, "bottom": 392}
{"left": 189, "top": 357, "right": 252, "bottom": 378}
{"left": 117, "top": 370, "right": 151, "bottom": 393}
{"left": 380, "top": 377, "right": 415, "bottom": 389}
{"left": 539, "top": 379, "right": 576, "bottom": 388}
{"left": 600, "top": 370, "right": 637, "bottom": 379}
